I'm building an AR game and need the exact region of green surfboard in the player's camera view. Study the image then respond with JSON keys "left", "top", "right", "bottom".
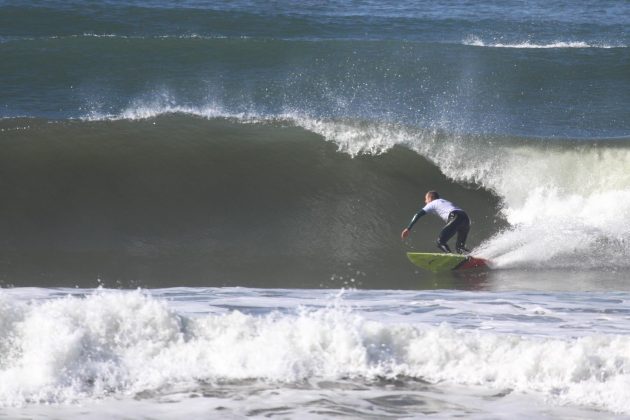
{"left": 406, "top": 252, "right": 490, "bottom": 273}
{"left": 406, "top": 252, "right": 474, "bottom": 273}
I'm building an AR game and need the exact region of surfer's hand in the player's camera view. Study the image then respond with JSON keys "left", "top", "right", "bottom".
{"left": 401, "top": 228, "right": 410, "bottom": 239}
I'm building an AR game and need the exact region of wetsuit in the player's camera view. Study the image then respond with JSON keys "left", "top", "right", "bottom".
{"left": 407, "top": 198, "right": 470, "bottom": 254}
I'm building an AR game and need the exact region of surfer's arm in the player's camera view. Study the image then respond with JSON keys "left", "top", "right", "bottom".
{"left": 407, "top": 210, "right": 426, "bottom": 230}
{"left": 401, "top": 210, "right": 426, "bottom": 239}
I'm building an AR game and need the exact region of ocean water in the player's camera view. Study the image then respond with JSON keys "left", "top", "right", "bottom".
{"left": 1, "top": 0, "right": 629, "bottom": 417}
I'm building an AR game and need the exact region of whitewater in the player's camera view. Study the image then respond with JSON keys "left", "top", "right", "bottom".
{"left": 1, "top": 287, "right": 630, "bottom": 418}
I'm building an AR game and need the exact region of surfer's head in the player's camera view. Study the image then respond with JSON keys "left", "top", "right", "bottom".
{"left": 425, "top": 190, "right": 439, "bottom": 204}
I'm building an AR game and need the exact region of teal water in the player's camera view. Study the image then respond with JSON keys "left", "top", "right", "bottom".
{"left": 1, "top": 0, "right": 628, "bottom": 137}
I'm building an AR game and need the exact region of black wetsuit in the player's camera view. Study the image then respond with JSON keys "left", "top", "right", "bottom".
{"left": 438, "top": 210, "right": 470, "bottom": 254}
{"left": 407, "top": 208, "right": 470, "bottom": 254}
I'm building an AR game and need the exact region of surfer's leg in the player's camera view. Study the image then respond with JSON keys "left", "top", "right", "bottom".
{"left": 455, "top": 213, "right": 471, "bottom": 254}
{"left": 436, "top": 241, "right": 452, "bottom": 253}
{"left": 437, "top": 213, "right": 459, "bottom": 253}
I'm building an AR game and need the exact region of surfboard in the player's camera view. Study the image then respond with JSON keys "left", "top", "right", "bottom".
{"left": 406, "top": 252, "right": 489, "bottom": 273}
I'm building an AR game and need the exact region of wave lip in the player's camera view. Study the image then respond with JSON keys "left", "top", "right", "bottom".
{"left": 81, "top": 93, "right": 270, "bottom": 124}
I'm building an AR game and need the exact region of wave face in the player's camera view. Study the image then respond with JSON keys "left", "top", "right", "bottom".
{"left": 0, "top": 116, "right": 502, "bottom": 287}
{"left": 1, "top": 115, "right": 629, "bottom": 287}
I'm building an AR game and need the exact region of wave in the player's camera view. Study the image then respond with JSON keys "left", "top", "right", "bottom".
{"left": 286, "top": 118, "right": 630, "bottom": 271}
{"left": 1, "top": 112, "right": 629, "bottom": 287}
{"left": 93, "top": 107, "right": 630, "bottom": 271}
{"left": 0, "top": 114, "right": 502, "bottom": 287}
{"left": 303, "top": 120, "right": 630, "bottom": 271}
{"left": 1, "top": 289, "right": 629, "bottom": 413}
{"left": 463, "top": 36, "right": 625, "bottom": 49}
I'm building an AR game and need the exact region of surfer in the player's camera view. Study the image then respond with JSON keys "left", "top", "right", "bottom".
{"left": 401, "top": 191, "right": 471, "bottom": 254}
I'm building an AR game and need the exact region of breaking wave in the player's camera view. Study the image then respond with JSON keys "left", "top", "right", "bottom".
{"left": 462, "top": 36, "right": 625, "bottom": 49}
{"left": 1, "top": 289, "right": 630, "bottom": 413}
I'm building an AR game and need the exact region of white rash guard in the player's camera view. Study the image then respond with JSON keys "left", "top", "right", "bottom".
{"left": 421, "top": 198, "right": 462, "bottom": 222}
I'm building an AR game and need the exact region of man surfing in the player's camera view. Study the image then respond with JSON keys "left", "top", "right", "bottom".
{"left": 401, "top": 191, "right": 471, "bottom": 254}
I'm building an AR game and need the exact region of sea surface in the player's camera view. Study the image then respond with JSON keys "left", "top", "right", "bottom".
{"left": 0, "top": 0, "right": 629, "bottom": 418}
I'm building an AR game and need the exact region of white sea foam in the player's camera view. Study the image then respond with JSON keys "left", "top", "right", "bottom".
{"left": 1, "top": 289, "right": 630, "bottom": 414}
{"left": 461, "top": 147, "right": 630, "bottom": 269}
